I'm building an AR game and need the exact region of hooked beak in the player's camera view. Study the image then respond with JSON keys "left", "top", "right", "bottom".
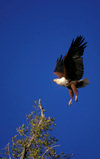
{"left": 53, "top": 79, "right": 56, "bottom": 82}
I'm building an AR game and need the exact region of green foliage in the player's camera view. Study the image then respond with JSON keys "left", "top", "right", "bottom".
{"left": 0, "top": 100, "right": 74, "bottom": 159}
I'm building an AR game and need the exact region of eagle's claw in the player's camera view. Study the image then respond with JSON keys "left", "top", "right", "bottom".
{"left": 75, "top": 95, "right": 78, "bottom": 102}
{"left": 68, "top": 99, "right": 72, "bottom": 106}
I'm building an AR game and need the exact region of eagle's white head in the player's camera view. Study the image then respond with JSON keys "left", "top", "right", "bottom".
{"left": 53, "top": 77, "right": 68, "bottom": 87}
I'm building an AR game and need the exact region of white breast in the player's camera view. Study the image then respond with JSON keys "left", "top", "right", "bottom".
{"left": 57, "top": 77, "right": 68, "bottom": 86}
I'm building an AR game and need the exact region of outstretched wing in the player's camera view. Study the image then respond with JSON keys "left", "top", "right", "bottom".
{"left": 63, "top": 35, "right": 87, "bottom": 80}
{"left": 53, "top": 55, "right": 64, "bottom": 78}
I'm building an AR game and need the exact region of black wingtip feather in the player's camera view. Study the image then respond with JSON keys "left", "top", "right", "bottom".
{"left": 54, "top": 55, "right": 64, "bottom": 74}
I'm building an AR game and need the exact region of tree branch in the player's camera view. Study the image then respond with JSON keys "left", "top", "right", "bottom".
{"left": 41, "top": 145, "right": 60, "bottom": 159}
{"left": 38, "top": 99, "right": 45, "bottom": 118}
{"left": 20, "top": 99, "right": 45, "bottom": 159}
{"left": 20, "top": 147, "right": 26, "bottom": 159}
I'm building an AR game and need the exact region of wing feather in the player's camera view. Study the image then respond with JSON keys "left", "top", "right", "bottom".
{"left": 63, "top": 35, "right": 87, "bottom": 80}
{"left": 53, "top": 55, "right": 64, "bottom": 78}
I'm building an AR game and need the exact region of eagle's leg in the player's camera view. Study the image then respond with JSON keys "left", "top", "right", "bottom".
{"left": 71, "top": 83, "right": 78, "bottom": 102}
{"left": 68, "top": 88, "right": 74, "bottom": 106}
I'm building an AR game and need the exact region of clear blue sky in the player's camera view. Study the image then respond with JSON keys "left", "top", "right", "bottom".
{"left": 0, "top": 0, "right": 100, "bottom": 158}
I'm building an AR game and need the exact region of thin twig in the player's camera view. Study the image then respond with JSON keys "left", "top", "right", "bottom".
{"left": 41, "top": 145, "right": 60, "bottom": 159}
{"left": 7, "top": 143, "right": 12, "bottom": 159}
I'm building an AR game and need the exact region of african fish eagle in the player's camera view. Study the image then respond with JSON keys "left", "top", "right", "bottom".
{"left": 53, "top": 35, "right": 89, "bottom": 106}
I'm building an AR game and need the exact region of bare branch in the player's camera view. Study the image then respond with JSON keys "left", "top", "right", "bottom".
{"left": 41, "top": 145, "right": 60, "bottom": 159}
{"left": 20, "top": 147, "right": 26, "bottom": 159}
{"left": 38, "top": 99, "right": 45, "bottom": 118}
